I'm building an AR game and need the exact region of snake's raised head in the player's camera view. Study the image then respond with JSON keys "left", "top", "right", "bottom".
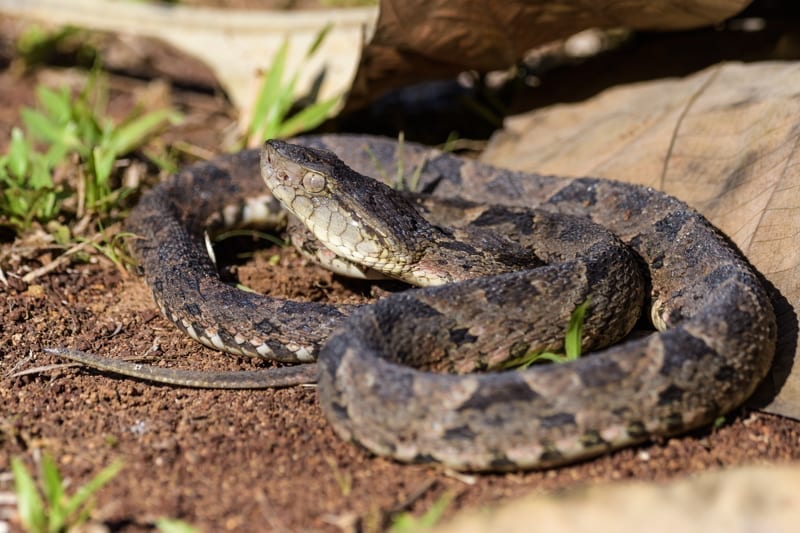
{"left": 261, "top": 140, "right": 438, "bottom": 282}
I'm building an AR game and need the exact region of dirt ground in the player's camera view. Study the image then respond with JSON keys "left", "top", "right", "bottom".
{"left": 2, "top": 7, "right": 800, "bottom": 533}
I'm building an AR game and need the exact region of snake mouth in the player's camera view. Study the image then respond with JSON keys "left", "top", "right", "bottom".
{"left": 262, "top": 140, "right": 306, "bottom": 184}
{"left": 261, "top": 141, "right": 281, "bottom": 183}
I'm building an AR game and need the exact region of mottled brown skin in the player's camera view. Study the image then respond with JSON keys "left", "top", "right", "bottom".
{"left": 53, "top": 135, "right": 777, "bottom": 471}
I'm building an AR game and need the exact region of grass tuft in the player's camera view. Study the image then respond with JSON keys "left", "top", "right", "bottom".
{"left": 12, "top": 454, "right": 122, "bottom": 533}
{"left": 237, "top": 25, "right": 341, "bottom": 149}
{"left": 501, "top": 299, "right": 590, "bottom": 369}
{"left": 389, "top": 491, "right": 454, "bottom": 533}
{"left": 1, "top": 69, "right": 180, "bottom": 236}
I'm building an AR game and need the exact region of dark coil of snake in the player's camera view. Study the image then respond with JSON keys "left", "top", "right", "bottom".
{"left": 51, "top": 134, "right": 777, "bottom": 471}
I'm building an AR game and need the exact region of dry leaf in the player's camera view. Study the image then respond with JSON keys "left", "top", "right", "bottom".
{"left": 345, "top": 0, "right": 751, "bottom": 110}
{"left": 434, "top": 465, "right": 800, "bottom": 533}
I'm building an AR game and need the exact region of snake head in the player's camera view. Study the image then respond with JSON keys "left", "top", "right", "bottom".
{"left": 261, "top": 140, "right": 337, "bottom": 195}
{"left": 261, "top": 140, "right": 437, "bottom": 282}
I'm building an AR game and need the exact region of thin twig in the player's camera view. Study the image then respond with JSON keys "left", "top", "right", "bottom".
{"left": 388, "top": 478, "right": 438, "bottom": 515}
{"left": 172, "top": 140, "right": 217, "bottom": 161}
{"left": 21, "top": 233, "right": 103, "bottom": 283}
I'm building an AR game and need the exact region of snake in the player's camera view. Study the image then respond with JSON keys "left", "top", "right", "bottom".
{"left": 50, "top": 134, "right": 777, "bottom": 471}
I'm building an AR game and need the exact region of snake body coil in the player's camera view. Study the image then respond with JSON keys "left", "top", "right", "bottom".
{"left": 55, "top": 135, "right": 776, "bottom": 471}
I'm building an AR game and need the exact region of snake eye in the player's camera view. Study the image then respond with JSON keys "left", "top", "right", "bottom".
{"left": 302, "top": 171, "right": 326, "bottom": 193}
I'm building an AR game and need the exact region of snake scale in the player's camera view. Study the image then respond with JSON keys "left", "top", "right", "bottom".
{"left": 53, "top": 134, "right": 777, "bottom": 471}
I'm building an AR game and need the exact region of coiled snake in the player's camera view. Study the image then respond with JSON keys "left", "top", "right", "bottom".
{"left": 53, "top": 135, "right": 777, "bottom": 471}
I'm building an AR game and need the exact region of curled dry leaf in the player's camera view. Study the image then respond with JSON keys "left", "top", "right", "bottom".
{"left": 345, "top": 0, "right": 751, "bottom": 111}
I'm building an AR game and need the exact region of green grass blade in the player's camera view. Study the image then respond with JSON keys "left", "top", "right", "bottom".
{"left": 60, "top": 459, "right": 123, "bottom": 521}
{"left": 143, "top": 147, "right": 178, "bottom": 173}
{"left": 395, "top": 131, "right": 406, "bottom": 190}
{"left": 363, "top": 147, "right": 391, "bottom": 184}
{"left": 41, "top": 455, "right": 67, "bottom": 533}
{"left": 248, "top": 39, "right": 289, "bottom": 140}
{"left": 0, "top": 156, "right": 10, "bottom": 182}
{"left": 36, "top": 85, "right": 72, "bottom": 125}
{"left": 156, "top": 518, "right": 201, "bottom": 533}
{"left": 533, "top": 352, "right": 570, "bottom": 364}
{"left": 11, "top": 457, "right": 47, "bottom": 533}
{"left": 28, "top": 152, "right": 54, "bottom": 189}
{"left": 72, "top": 101, "right": 104, "bottom": 154}
{"left": 213, "top": 228, "right": 286, "bottom": 247}
{"left": 91, "top": 145, "right": 115, "bottom": 187}
{"left": 40, "top": 454, "right": 64, "bottom": 508}
{"left": 564, "top": 299, "right": 589, "bottom": 360}
{"left": 8, "top": 127, "right": 29, "bottom": 179}
{"left": 500, "top": 299, "right": 591, "bottom": 370}
{"left": 84, "top": 67, "right": 109, "bottom": 120}
{"left": 500, "top": 350, "right": 566, "bottom": 370}
{"left": 390, "top": 491, "right": 453, "bottom": 533}
{"left": 107, "top": 109, "right": 181, "bottom": 156}
{"left": 415, "top": 491, "right": 453, "bottom": 529}
{"left": 276, "top": 95, "right": 340, "bottom": 138}
{"left": 43, "top": 142, "right": 69, "bottom": 169}
{"left": 37, "top": 190, "right": 60, "bottom": 220}
{"left": 305, "top": 23, "right": 332, "bottom": 58}
{"left": 21, "top": 108, "right": 79, "bottom": 148}
{"left": 260, "top": 72, "right": 297, "bottom": 141}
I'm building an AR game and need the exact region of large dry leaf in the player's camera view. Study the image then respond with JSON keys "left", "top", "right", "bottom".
{"left": 482, "top": 61, "right": 800, "bottom": 419}
{"left": 345, "top": 0, "right": 751, "bottom": 110}
{"left": 0, "top": 0, "right": 378, "bottom": 127}
{"left": 435, "top": 464, "right": 800, "bottom": 533}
